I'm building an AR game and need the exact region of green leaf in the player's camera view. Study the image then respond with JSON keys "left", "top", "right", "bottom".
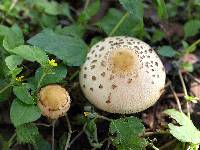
{"left": 96, "top": 8, "right": 143, "bottom": 36}
{"left": 184, "top": 20, "right": 200, "bottom": 38}
{"left": 10, "top": 99, "right": 41, "bottom": 127}
{"left": 9, "top": 45, "right": 49, "bottom": 66}
{"left": 157, "top": 46, "right": 178, "bottom": 57}
{"left": 5, "top": 55, "right": 23, "bottom": 70}
{"left": 34, "top": 135, "right": 51, "bottom": 150}
{"left": 40, "top": 14, "right": 58, "bottom": 28}
{"left": 85, "top": 119, "right": 102, "bottom": 148}
{"left": 16, "top": 123, "right": 39, "bottom": 144}
{"left": 153, "top": 0, "right": 168, "bottom": 20}
{"left": 181, "top": 62, "right": 194, "bottom": 72}
{"left": 3, "top": 24, "right": 24, "bottom": 51}
{"left": 55, "top": 24, "right": 85, "bottom": 38}
{"left": 119, "top": 0, "right": 144, "bottom": 21}
{"left": 78, "top": 0, "right": 100, "bottom": 24}
{"left": 164, "top": 109, "right": 200, "bottom": 144}
{"left": 33, "top": 66, "right": 67, "bottom": 87}
{"left": 28, "top": 29, "right": 88, "bottom": 66}
{"left": 33, "top": 0, "right": 72, "bottom": 19}
{"left": 13, "top": 83, "right": 36, "bottom": 105}
{"left": 152, "top": 29, "right": 165, "bottom": 43}
{"left": 109, "top": 116, "right": 147, "bottom": 150}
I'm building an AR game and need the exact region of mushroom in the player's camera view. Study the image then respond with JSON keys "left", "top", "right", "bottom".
{"left": 79, "top": 36, "right": 166, "bottom": 114}
{"left": 37, "top": 84, "right": 71, "bottom": 119}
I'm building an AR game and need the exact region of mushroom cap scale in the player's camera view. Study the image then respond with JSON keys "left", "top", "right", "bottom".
{"left": 37, "top": 84, "right": 70, "bottom": 119}
{"left": 79, "top": 36, "right": 166, "bottom": 114}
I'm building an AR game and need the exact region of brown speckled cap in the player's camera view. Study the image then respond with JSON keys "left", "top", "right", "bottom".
{"left": 37, "top": 84, "right": 71, "bottom": 119}
{"left": 79, "top": 36, "right": 166, "bottom": 114}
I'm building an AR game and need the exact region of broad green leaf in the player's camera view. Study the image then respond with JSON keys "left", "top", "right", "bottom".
{"left": 78, "top": 0, "right": 100, "bottom": 24}
{"left": 184, "top": 20, "right": 200, "bottom": 38}
{"left": 33, "top": 66, "right": 67, "bottom": 87}
{"left": 96, "top": 8, "right": 143, "bottom": 36}
{"left": 10, "top": 99, "right": 41, "bottom": 127}
{"left": 109, "top": 116, "right": 147, "bottom": 150}
{"left": 157, "top": 45, "right": 178, "bottom": 57}
{"left": 164, "top": 109, "right": 200, "bottom": 144}
{"left": 16, "top": 123, "right": 39, "bottom": 144}
{"left": 3, "top": 24, "right": 24, "bottom": 51}
{"left": 55, "top": 24, "right": 85, "bottom": 38}
{"left": 13, "top": 83, "right": 36, "bottom": 105}
{"left": 9, "top": 45, "right": 49, "bottom": 66}
{"left": 153, "top": 0, "right": 168, "bottom": 20}
{"left": 119, "top": 0, "right": 144, "bottom": 21}
{"left": 5, "top": 55, "right": 23, "bottom": 70}
{"left": 28, "top": 29, "right": 88, "bottom": 66}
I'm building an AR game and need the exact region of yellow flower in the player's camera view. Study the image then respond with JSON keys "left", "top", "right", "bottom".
{"left": 84, "top": 112, "right": 90, "bottom": 117}
{"left": 15, "top": 76, "right": 24, "bottom": 82}
{"left": 48, "top": 59, "right": 58, "bottom": 67}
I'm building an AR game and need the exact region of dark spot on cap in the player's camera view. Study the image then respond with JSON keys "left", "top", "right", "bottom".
{"left": 91, "top": 65, "right": 95, "bottom": 69}
{"left": 101, "top": 61, "right": 106, "bottom": 67}
{"left": 127, "top": 78, "right": 132, "bottom": 83}
{"left": 99, "top": 84, "right": 103, "bottom": 89}
{"left": 155, "top": 62, "right": 158, "bottom": 66}
{"left": 91, "top": 60, "right": 97, "bottom": 63}
{"left": 84, "top": 74, "right": 87, "bottom": 78}
{"left": 99, "top": 47, "right": 104, "bottom": 51}
{"left": 90, "top": 88, "right": 93, "bottom": 91}
{"left": 92, "top": 76, "right": 96, "bottom": 80}
{"left": 101, "top": 72, "right": 105, "bottom": 77}
{"left": 106, "top": 93, "right": 111, "bottom": 104}
{"left": 110, "top": 75, "right": 114, "bottom": 80}
{"left": 112, "top": 84, "right": 117, "bottom": 89}
{"left": 151, "top": 81, "right": 154, "bottom": 84}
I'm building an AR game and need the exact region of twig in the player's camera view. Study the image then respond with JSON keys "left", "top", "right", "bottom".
{"left": 65, "top": 114, "right": 72, "bottom": 150}
{"left": 142, "top": 130, "right": 170, "bottom": 137}
{"left": 96, "top": 115, "right": 112, "bottom": 121}
{"left": 159, "top": 139, "right": 177, "bottom": 150}
{"left": 84, "top": 0, "right": 90, "bottom": 10}
{"left": 109, "top": 12, "right": 129, "bottom": 36}
{"left": 8, "top": 133, "right": 16, "bottom": 148}
{"left": 68, "top": 123, "right": 87, "bottom": 147}
{"left": 52, "top": 120, "right": 56, "bottom": 150}
{"left": 0, "top": 83, "right": 12, "bottom": 94}
{"left": 186, "top": 72, "right": 200, "bottom": 84}
{"left": 178, "top": 70, "right": 190, "bottom": 118}
{"left": 169, "top": 84, "right": 183, "bottom": 113}
{"left": 36, "top": 123, "right": 52, "bottom": 127}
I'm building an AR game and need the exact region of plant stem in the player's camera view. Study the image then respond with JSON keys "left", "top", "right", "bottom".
{"left": 178, "top": 70, "right": 190, "bottom": 118}
{"left": 52, "top": 120, "right": 56, "bottom": 150}
{"left": 65, "top": 114, "right": 72, "bottom": 150}
{"left": 184, "top": 38, "right": 200, "bottom": 54}
{"left": 8, "top": 133, "right": 16, "bottom": 148}
{"left": 68, "top": 123, "right": 87, "bottom": 147}
{"left": 109, "top": 12, "right": 129, "bottom": 36}
{"left": 37, "top": 72, "right": 46, "bottom": 90}
{"left": 0, "top": 83, "right": 12, "bottom": 94}
{"left": 96, "top": 115, "right": 112, "bottom": 121}
{"left": 69, "top": 70, "right": 79, "bottom": 81}
{"left": 169, "top": 84, "right": 183, "bottom": 113}
{"left": 142, "top": 130, "right": 170, "bottom": 137}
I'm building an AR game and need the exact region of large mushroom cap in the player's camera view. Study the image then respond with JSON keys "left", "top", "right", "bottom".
{"left": 37, "top": 84, "right": 71, "bottom": 119}
{"left": 79, "top": 36, "right": 166, "bottom": 114}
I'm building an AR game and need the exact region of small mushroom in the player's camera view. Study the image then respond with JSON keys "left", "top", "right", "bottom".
{"left": 37, "top": 84, "right": 71, "bottom": 119}
{"left": 79, "top": 36, "right": 166, "bottom": 114}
